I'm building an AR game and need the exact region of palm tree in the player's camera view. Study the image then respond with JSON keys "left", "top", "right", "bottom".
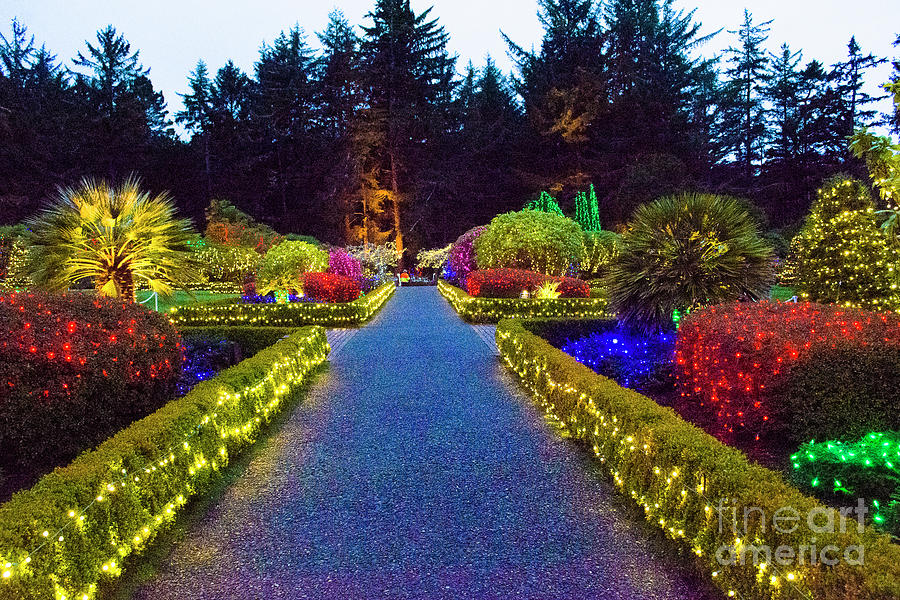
{"left": 28, "top": 177, "right": 198, "bottom": 299}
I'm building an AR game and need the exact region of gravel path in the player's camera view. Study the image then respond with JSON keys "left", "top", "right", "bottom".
{"left": 136, "top": 287, "right": 710, "bottom": 600}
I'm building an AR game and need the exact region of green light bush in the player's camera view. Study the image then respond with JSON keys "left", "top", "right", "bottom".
{"left": 255, "top": 241, "right": 328, "bottom": 296}
{"left": 606, "top": 193, "right": 774, "bottom": 333}
{"left": 195, "top": 242, "right": 262, "bottom": 284}
{"left": 475, "top": 209, "right": 584, "bottom": 276}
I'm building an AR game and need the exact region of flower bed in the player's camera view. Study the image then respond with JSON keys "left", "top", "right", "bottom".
{"left": 0, "top": 326, "right": 329, "bottom": 600}
{"left": 497, "top": 318, "right": 900, "bottom": 600}
{"left": 169, "top": 282, "right": 394, "bottom": 327}
{"left": 438, "top": 280, "right": 608, "bottom": 323}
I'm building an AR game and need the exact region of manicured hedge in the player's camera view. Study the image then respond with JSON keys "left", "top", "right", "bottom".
{"left": 497, "top": 319, "right": 900, "bottom": 600}
{"left": 674, "top": 301, "right": 900, "bottom": 442}
{"left": 169, "top": 282, "right": 394, "bottom": 327}
{"left": 0, "top": 326, "right": 329, "bottom": 600}
{"left": 466, "top": 268, "right": 589, "bottom": 298}
{"left": 439, "top": 280, "right": 608, "bottom": 323}
{"left": 0, "top": 292, "right": 182, "bottom": 471}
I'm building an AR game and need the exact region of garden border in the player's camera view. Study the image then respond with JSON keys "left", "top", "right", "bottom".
{"left": 168, "top": 282, "right": 395, "bottom": 327}
{"left": 438, "top": 280, "right": 609, "bottom": 323}
{"left": 496, "top": 318, "right": 900, "bottom": 600}
{"left": 0, "top": 326, "right": 329, "bottom": 600}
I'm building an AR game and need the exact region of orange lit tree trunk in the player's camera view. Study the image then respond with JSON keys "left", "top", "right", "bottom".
{"left": 389, "top": 150, "right": 403, "bottom": 266}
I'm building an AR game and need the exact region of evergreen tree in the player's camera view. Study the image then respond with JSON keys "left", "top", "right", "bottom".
{"left": 722, "top": 10, "right": 773, "bottom": 184}
{"left": 317, "top": 10, "right": 360, "bottom": 140}
{"left": 253, "top": 26, "right": 319, "bottom": 224}
{"left": 888, "top": 35, "right": 900, "bottom": 135}
{"left": 357, "top": 0, "right": 456, "bottom": 259}
{"left": 177, "top": 60, "right": 214, "bottom": 198}
{"left": 830, "top": 36, "right": 885, "bottom": 143}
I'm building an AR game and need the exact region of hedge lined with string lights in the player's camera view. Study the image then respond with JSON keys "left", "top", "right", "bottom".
{"left": 0, "top": 326, "right": 329, "bottom": 600}
{"left": 169, "top": 282, "right": 394, "bottom": 327}
{"left": 438, "top": 280, "right": 608, "bottom": 324}
{"left": 496, "top": 319, "right": 900, "bottom": 600}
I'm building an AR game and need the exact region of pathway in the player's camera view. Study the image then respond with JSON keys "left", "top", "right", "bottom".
{"left": 136, "top": 288, "right": 710, "bottom": 600}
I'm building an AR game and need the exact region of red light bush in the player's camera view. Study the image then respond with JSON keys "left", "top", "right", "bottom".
{"left": 0, "top": 292, "right": 182, "bottom": 470}
{"left": 466, "top": 268, "right": 590, "bottom": 299}
{"left": 674, "top": 301, "right": 900, "bottom": 443}
{"left": 304, "top": 272, "right": 362, "bottom": 303}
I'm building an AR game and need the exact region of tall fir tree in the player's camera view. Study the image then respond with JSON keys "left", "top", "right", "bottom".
{"left": 722, "top": 10, "right": 773, "bottom": 185}
{"left": 357, "top": 0, "right": 456, "bottom": 260}
{"left": 177, "top": 60, "right": 214, "bottom": 198}
{"left": 830, "top": 36, "right": 885, "bottom": 145}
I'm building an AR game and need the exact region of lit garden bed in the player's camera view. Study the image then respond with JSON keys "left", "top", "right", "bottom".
{"left": 169, "top": 282, "right": 395, "bottom": 327}
{"left": 438, "top": 280, "right": 609, "bottom": 323}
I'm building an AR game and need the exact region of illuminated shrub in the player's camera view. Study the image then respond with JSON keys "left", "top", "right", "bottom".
{"left": 27, "top": 178, "right": 197, "bottom": 299}
{"left": 466, "top": 268, "right": 589, "bottom": 298}
{"left": 674, "top": 301, "right": 900, "bottom": 443}
{"left": 255, "top": 241, "right": 328, "bottom": 296}
{"left": 0, "top": 292, "right": 182, "bottom": 469}
{"left": 475, "top": 210, "right": 583, "bottom": 276}
{"left": 303, "top": 272, "right": 362, "bottom": 303}
{"left": 195, "top": 242, "right": 261, "bottom": 284}
{"left": 792, "top": 432, "right": 900, "bottom": 536}
{"left": 204, "top": 199, "right": 283, "bottom": 252}
{"left": 0, "top": 225, "right": 29, "bottom": 287}
{"left": 327, "top": 248, "right": 363, "bottom": 280}
{"left": 607, "top": 193, "right": 774, "bottom": 334}
{"left": 447, "top": 226, "right": 486, "bottom": 284}
{"left": 795, "top": 175, "right": 900, "bottom": 311}
{"left": 580, "top": 230, "right": 621, "bottom": 279}
{"left": 416, "top": 245, "right": 451, "bottom": 274}
{"left": 346, "top": 243, "right": 401, "bottom": 279}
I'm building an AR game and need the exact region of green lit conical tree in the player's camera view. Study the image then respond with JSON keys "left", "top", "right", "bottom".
{"left": 574, "top": 184, "right": 601, "bottom": 231}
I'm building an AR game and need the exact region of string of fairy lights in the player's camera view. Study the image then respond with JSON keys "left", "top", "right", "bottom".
{"left": 438, "top": 280, "right": 610, "bottom": 323}
{"left": 494, "top": 322, "right": 872, "bottom": 600}
{"left": 0, "top": 327, "right": 330, "bottom": 600}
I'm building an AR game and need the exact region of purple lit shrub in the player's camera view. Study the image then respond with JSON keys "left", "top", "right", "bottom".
{"left": 448, "top": 226, "right": 486, "bottom": 286}
{"left": 328, "top": 248, "right": 363, "bottom": 280}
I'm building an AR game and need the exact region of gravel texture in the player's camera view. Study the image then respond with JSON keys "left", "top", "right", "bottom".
{"left": 136, "top": 287, "right": 712, "bottom": 600}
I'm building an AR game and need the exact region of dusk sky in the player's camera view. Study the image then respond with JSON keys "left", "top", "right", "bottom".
{"left": 3, "top": 0, "right": 898, "bottom": 126}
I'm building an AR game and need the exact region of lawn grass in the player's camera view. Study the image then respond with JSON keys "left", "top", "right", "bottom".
{"left": 770, "top": 284, "right": 796, "bottom": 301}
{"left": 135, "top": 290, "right": 239, "bottom": 313}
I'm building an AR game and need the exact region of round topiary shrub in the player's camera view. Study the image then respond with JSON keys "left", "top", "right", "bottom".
{"left": 0, "top": 292, "right": 182, "bottom": 470}
{"left": 304, "top": 272, "right": 362, "bottom": 303}
{"left": 447, "top": 226, "right": 486, "bottom": 285}
{"left": 328, "top": 247, "right": 363, "bottom": 280}
{"left": 256, "top": 241, "right": 329, "bottom": 296}
{"left": 607, "top": 193, "right": 774, "bottom": 334}
{"left": 794, "top": 175, "right": 900, "bottom": 311}
{"left": 475, "top": 210, "right": 584, "bottom": 276}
